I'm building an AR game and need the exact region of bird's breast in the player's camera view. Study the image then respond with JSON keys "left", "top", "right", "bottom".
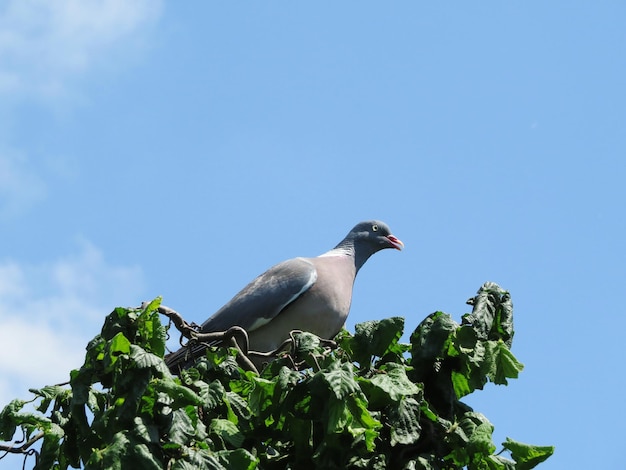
{"left": 247, "top": 255, "right": 356, "bottom": 351}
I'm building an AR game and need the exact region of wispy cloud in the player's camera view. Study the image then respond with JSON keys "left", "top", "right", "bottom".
{"left": 0, "top": 0, "right": 162, "bottom": 217}
{"left": 0, "top": 0, "right": 163, "bottom": 99}
{"left": 0, "top": 1, "right": 159, "bottom": 403}
{"left": 0, "top": 239, "right": 145, "bottom": 407}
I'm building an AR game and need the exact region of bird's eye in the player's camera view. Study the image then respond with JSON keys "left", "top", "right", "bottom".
{"left": 372, "top": 224, "right": 378, "bottom": 232}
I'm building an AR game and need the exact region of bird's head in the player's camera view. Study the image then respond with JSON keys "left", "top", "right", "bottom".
{"left": 349, "top": 220, "right": 404, "bottom": 252}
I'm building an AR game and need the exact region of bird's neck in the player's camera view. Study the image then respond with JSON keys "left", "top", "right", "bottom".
{"left": 321, "top": 240, "right": 372, "bottom": 273}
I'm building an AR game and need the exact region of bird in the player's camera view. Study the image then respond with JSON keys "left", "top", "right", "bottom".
{"left": 165, "top": 220, "right": 403, "bottom": 372}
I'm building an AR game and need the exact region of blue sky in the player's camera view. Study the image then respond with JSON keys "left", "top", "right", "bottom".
{"left": 1, "top": 1, "right": 624, "bottom": 467}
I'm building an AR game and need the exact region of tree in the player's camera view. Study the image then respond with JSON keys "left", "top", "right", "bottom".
{"left": 0, "top": 282, "right": 553, "bottom": 469}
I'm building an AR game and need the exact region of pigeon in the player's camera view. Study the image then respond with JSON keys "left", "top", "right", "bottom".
{"left": 165, "top": 220, "right": 403, "bottom": 371}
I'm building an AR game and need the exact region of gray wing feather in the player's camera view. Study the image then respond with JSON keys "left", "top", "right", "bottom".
{"left": 200, "top": 257, "right": 317, "bottom": 333}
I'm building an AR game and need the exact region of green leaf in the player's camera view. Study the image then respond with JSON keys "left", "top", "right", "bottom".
{"left": 167, "top": 408, "right": 200, "bottom": 446}
{"left": 326, "top": 396, "right": 351, "bottom": 434}
{"left": 312, "top": 361, "right": 360, "bottom": 400}
{"left": 214, "top": 448, "right": 258, "bottom": 470}
{"left": 209, "top": 418, "right": 245, "bottom": 448}
{"left": 248, "top": 376, "right": 276, "bottom": 416}
{"left": 110, "top": 332, "right": 131, "bottom": 358}
{"left": 403, "top": 455, "right": 440, "bottom": 469}
{"left": 224, "top": 391, "right": 252, "bottom": 423}
{"left": 129, "top": 345, "right": 170, "bottom": 376}
{"left": 87, "top": 431, "right": 129, "bottom": 469}
{"left": 360, "top": 363, "right": 421, "bottom": 408}
{"left": 34, "top": 423, "right": 64, "bottom": 470}
{"left": 137, "top": 297, "right": 167, "bottom": 357}
{"left": 169, "top": 448, "right": 225, "bottom": 470}
{"left": 486, "top": 341, "right": 525, "bottom": 385}
{"left": 463, "top": 282, "right": 514, "bottom": 347}
{"left": 388, "top": 396, "right": 422, "bottom": 446}
{"left": 331, "top": 394, "right": 381, "bottom": 452}
{"left": 0, "top": 399, "right": 27, "bottom": 440}
{"left": 143, "top": 297, "right": 162, "bottom": 310}
{"left": 101, "top": 307, "right": 135, "bottom": 342}
{"left": 502, "top": 437, "right": 555, "bottom": 469}
{"left": 292, "top": 331, "right": 322, "bottom": 354}
{"left": 0, "top": 399, "right": 53, "bottom": 443}
{"left": 410, "top": 311, "right": 458, "bottom": 376}
{"left": 420, "top": 401, "right": 438, "bottom": 422}
{"left": 348, "top": 395, "right": 381, "bottom": 452}
{"left": 351, "top": 317, "right": 405, "bottom": 366}
{"left": 274, "top": 365, "right": 301, "bottom": 394}
{"left": 285, "top": 416, "right": 313, "bottom": 454}
{"left": 444, "top": 412, "right": 496, "bottom": 466}
{"left": 203, "top": 380, "right": 228, "bottom": 411}
{"left": 347, "top": 454, "right": 387, "bottom": 469}
{"left": 130, "top": 442, "right": 164, "bottom": 470}
{"left": 451, "top": 369, "right": 472, "bottom": 398}
{"left": 487, "top": 454, "right": 517, "bottom": 470}
{"left": 29, "top": 385, "right": 69, "bottom": 414}
{"left": 153, "top": 378, "right": 203, "bottom": 408}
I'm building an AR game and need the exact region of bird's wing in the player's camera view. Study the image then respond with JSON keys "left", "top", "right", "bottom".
{"left": 200, "top": 257, "right": 317, "bottom": 334}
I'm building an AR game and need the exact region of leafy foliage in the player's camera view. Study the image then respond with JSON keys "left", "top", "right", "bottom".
{"left": 0, "top": 282, "right": 553, "bottom": 469}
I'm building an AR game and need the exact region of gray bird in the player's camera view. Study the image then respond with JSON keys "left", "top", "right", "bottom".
{"left": 165, "top": 220, "right": 403, "bottom": 371}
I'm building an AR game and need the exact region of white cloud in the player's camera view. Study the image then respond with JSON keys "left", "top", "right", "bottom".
{"left": 0, "top": 0, "right": 163, "bottom": 99}
{"left": 0, "top": 240, "right": 145, "bottom": 407}
{"left": 0, "top": 0, "right": 162, "bottom": 217}
{"left": 0, "top": 1, "right": 159, "bottom": 405}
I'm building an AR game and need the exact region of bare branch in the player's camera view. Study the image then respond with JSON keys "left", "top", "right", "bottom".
{"left": 0, "top": 432, "right": 43, "bottom": 456}
{"left": 157, "top": 304, "right": 337, "bottom": 374}
{"left": 157, "top": 305, "right": 198, "bottom": 340}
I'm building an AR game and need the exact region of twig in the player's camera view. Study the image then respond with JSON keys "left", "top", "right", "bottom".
{"left": 157, "top": 305, "right": 198, "bottom": 339}
{"left": 157, "top": 304, "right": 335, "bottom": 374}
{"left": 0, "top": 432, "right": 44, "bottom": 456}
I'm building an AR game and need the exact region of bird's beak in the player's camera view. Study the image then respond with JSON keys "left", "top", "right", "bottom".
{"left": 386, "top": 235, "right": 404, "bottom": 250}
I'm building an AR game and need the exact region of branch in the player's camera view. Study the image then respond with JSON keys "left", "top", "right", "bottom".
{"left": 158, "top": 304, "right": 261, "bottom": 372}
{"left": 0, "top": 432, "right": 43, "bottom": 456}
{"left": 156, "top": 304, "right": 199, "bottom": 341}
{"left": 156, "top": 304, "right": 337, "bottom": 374}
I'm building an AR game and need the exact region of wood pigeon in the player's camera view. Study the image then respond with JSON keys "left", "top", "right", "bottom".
{"left": 165, "top": 220, "right": 403, "bottom": 371}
